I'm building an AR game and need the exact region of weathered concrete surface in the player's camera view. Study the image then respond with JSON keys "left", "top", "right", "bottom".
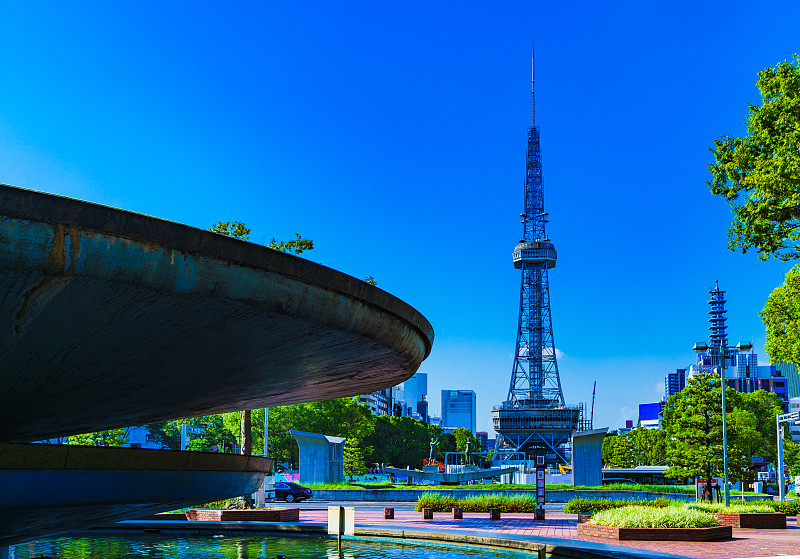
{"left": 0, "top": 184, "right": 433, "bottom": 441}
{"left": 0, "top": 442, "right": 273, "bottom": 547}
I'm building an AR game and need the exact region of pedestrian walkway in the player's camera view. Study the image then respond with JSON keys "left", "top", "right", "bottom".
{"left": 297, "top": 508, "right": 800, "bottom": 559}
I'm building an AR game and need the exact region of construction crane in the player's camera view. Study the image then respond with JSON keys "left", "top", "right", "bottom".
{"left": 590, "top": 381, "right": 596, "bottom": 429}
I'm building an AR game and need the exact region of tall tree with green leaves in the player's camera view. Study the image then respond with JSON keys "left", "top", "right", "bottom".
{"left": 662, "top": 370, "right": 742, "bottom": 483}
{"left": 760, "top": 266, "right": 800, "bottom": 365}
{"left": 708, "top": 55, "right": 800, "bottom": 261}
{"left": 208, "top": 221, "right": 314, "bottom": 468}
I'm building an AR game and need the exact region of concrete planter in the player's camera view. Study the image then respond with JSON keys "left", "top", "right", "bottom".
{"left": 577, "top": 523, "right": 732, "bottom": 541}
{"left": 186, "top": 508, "right": 299, "bottom": 522}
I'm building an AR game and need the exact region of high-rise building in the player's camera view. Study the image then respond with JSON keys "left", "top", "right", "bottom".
{"left": 358, "top": 372, "right": 428, "bottom": 420}
{"left": 665, "top": 368, "right": 687, "bottom": 398}
{"left": 491, "top": 45, "right": 580, "bottom": 465}
{"left": 441, "top": 390, "right": 476, "bottom": 434}
{"left": 789, "top": 397, "right": 800, "bottom": 443}
{"left": 476, "top": 431, "right": 489, "bottom": 452}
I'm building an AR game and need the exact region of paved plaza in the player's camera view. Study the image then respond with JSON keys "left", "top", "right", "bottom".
{"left": 289, "top": 506, "right": 800, "bottom": 559}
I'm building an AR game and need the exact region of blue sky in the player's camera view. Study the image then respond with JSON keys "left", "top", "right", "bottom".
{"left": 2, "top": 1, "right": 799, "bottom": 433}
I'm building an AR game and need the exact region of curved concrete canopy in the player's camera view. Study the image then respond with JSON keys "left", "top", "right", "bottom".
{"left": 0, "top": 184, "right": 434, "bottom": 441}
{"left": 0, "top": 442, "right": 272, "bottom": 547}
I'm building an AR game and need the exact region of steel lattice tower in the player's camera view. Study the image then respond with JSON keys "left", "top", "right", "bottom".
{"left": 492, "top": 45, "right": 580, "bottom": 466}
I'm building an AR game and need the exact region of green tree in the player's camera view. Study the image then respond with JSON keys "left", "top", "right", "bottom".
{"left": 760, "top": 266, "right": 800, "bottom": 365}
{"left": 66, "top": 427, "right": 131, "bottom": 447}
{"left": 708, "top": 55, "right": 800, "bottom": 261}
{"left": 210, "top": 221, "right": 252, "bottom": 240}
{"left": 146, "top": 415, "right": 238, "bottom": 452}
{"left": 267, "top": 233, "right": 313, "bottom": 255}
{"left": 784, "top": 439, "right": 800, "bottom": 476}
{"left": 343, "top": 438, "right": 369, "bottom": 479}
{"left": 727, "top": 407, "right": 763, "bottom": 487}
{"left": 365, "top": 415, "right": 430, "bottom": 468}
{"left": 451, "top": 427, "right": 481, "bottom": 456}
{"left": 601, "top": 433, "right": 618, "bottom": 466}
{"left": 607, "top": 433, "right": 636, "bottom": 468}
{"left": 662, "top": 371, "right": 742, "bottom": 483}
{"left": 629, "top": 427, "right": 668, "bottom": 466}
{"left": 207, "top": 221, "right": 314, "bottom": 471}
{"left": 738, "top": 390, "right": 785, "bottom": 462}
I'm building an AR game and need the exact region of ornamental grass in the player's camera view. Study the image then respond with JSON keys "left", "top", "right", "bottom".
{"left": 588, "top": 505, "right": 720, "bottom": 529}
{"left": 688, "top": 501, "right": 775, "bottom": 514}
{"left": 415, "top": 492, "right": 538, "bottom": 513}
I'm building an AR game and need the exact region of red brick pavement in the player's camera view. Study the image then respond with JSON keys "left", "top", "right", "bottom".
{"left": 298, "top": 508, "right": 800, "bottom": 559}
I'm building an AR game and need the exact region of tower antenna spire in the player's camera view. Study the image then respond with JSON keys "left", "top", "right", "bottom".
{"left": 492, "top": 43, "right": 580, "bottom": 467}
{"left": 531, "top": 39, "right": 535, "bottom": 126}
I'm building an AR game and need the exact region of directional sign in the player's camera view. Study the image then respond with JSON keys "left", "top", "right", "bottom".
{"left": 778, "top": 412, "right": 799, "bottom": 423}
{"left": 184, "top": 426, "right": 206, "bottom": 435}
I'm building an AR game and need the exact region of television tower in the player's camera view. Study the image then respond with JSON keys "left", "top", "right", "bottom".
{"left": 492, "top": 44, "right": 580, "bottom": 466}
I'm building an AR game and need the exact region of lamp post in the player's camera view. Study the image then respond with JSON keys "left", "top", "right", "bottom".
{"left": 692, "top": 340, "right": 752, "bottom": 507}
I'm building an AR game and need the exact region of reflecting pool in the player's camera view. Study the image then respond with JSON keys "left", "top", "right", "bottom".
{"left": 9, "top": 534, "right": 532, "bottom": 559}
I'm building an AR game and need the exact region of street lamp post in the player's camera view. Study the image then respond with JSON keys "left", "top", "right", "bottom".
{"left": 693, "top": 340, "right": 752, "bottom": 507}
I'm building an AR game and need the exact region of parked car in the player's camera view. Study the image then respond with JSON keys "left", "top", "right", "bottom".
{"left": 275, "top": 481, "right": 312, "bottom": 503}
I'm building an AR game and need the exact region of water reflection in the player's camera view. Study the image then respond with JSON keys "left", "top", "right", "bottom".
{"left": 10, "top": 534, "right": 528, "bottom": 559}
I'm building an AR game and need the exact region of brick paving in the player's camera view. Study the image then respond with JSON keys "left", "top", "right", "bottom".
{"left": 295, "top": 508, "right": 800, "bottom": 559}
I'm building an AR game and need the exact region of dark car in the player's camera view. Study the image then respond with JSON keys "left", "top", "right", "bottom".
{"left": 275, "top": 481, "right": 312, "bottom": 503}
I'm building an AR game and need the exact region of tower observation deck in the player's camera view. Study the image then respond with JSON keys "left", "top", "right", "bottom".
{"left": 492, "top": 46, "right": 580, "bottom": 466}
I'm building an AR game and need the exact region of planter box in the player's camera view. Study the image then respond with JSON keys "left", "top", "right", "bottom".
{"left": 186, "top": 508, "right": 299, "bottom": 522}
{"left": 713, "top": 512, "right": 786, "bottom": 529}
{"left": 577, "top": 513, "right": 592, "bottom": 524}
{"left": 577, "top": 523, "right": 732, "bottom": 541}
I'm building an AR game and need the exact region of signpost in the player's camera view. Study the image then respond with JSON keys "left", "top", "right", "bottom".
{"left": 180, "top": 424, "right": 206, "bottom": 451}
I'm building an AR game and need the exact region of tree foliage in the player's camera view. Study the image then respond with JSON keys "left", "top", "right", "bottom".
{"left": 66, "top": 427, "right": 131, "bottom": 447}
{"left": 268, "top": 233, "right": 313, "bottom": 255}
{"left": 343, "top": 438, "right": 369, "bottom": 478}
{"left": 662, "top": 371, "right": 745, "bottom": 482}
{"left": 708, "top": 55, "right": 800, "bottom": 261}
{"left": 210, "top": 221, "right": 251, "bottom": 240}
{"left": 760, "top": 265, "right": 800, "bottom": 365}
{"left": 451, "top": 427, "right": 481, "bottom": 455}
{"left": 662, "top": 373, "right": 785, "bottom": 484}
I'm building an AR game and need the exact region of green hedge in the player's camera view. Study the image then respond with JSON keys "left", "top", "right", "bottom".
{"left": 770, "top": 500, "right": 800, "bottom": 516}
{"left": 415, "top": 492, "right": 539, "bottom": 513}
{"left": 564, "top": 497, "right": 674, "bottom": 514}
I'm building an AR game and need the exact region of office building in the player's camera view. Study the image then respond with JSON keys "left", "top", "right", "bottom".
{"left": 441, "top": 389, "right": 476, "bottom": 434}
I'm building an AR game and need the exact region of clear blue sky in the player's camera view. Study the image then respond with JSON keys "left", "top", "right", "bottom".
{"left": 2, "top": 1, "right": 799, "bottom": 433}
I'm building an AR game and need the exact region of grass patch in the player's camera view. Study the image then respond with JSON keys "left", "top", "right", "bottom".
{"left": 564, "top": 497, "right": 674, "bottom": 514}
{"left": 588, "top": 505, "right": 720, "bottom": 529}
{"left": 415, "top": 492, "right": 539, "bottom": 513}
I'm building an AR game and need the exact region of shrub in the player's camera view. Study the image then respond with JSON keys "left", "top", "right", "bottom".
{"left": 564, "top": 497, "right": 674, "bottom": 514}
{"left": 770, "top": 500, "right": 800, "bottom": 516}
{"left": 415, "top": 492, "right": 538, "bottom": 513}
{"left": 688, "top": 502, "right": 775, "bottom": 514}
{"left": 588, "top": 505, "right": 720, "bottom": 529}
